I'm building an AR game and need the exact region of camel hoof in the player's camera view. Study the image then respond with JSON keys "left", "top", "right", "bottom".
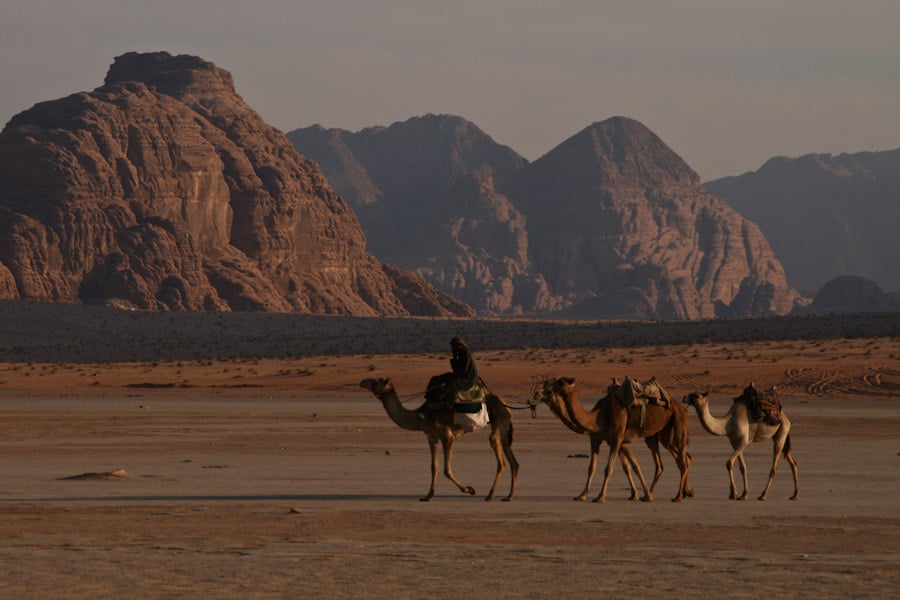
{"left": 484, "top": 495, "right": 494, "bottom": 502}
{"left": 464, "top": 487, "right": 476, "bottom": 496}
{"left": 685, "top": 488, "right": 695, "bottom": 498}
{"left": 573, "top": 495, "right": 587, "bottom": 502}
{"left": 592, "top": 497, "right": 606, "bottom": 504}
{"left": 757, "top": 496, "right": 768, "bottom": 501}
{"left": 419, "top": 496, "right": 433, "bottom": 502}
{"left": 671, "top": 496, "right": 683, "bottom": 503}
{"left": 501, "top": 496, "right": 513, "bottom": 502}
{"left": 790, "top": 494, "right": 799, "bottom": 501}
{"left": 640, "top": 496, "right": 652, "bottom": 503}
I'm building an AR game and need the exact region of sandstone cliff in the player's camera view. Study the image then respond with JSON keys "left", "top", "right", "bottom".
{"left": 705, "top": 149, "right": 900, "bottom": 295}
{"left": 0, "top": 52, "right": 472, "bottom": 316}
{"left": 291, "top": 115, "right": 799, "bottom": 319}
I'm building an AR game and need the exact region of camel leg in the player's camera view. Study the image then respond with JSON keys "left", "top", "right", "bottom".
{"left": 785, "top": 448, "right": 800, "bottom": 501}
{"left": 644, "top": 436, "right": 664, "bottom": 495}
{"left": 421, "top": 435, "right": 440, "bottom": 501}
{"left": 485, "top": 428, "right": 506, "bottom": 502}
{"left": 662, "top": 440, "right": 694, "bottom": 499}
{"left": 670, "top": 447, "right": 691, "bottom": 503}
{"left": 593, "top": 440, "right": 627, "bottom": 503}
{"left": 575, "top": 437, "right": 601, "bottom": 501}
{"left": 620, "top": 448, "right": 639, "bottom": 501}
{"left": 500, "top": 429, "right": 519, "bottom": 502}
{"left": 621, "top": 444, "right": 652, "bottom": 502}
{"left": 440, "top": 436, "right": 476, "bottom": 497}
{"left": 594, "top": 442, "right": 650, "bottom": 502}
{"left": 758, "top": 430, "right": 790, "bottom": 501}
{"left": 683, "top": 451, "right": 694, "bottom": 497}
{"left": 487, "top": 402, "right": 517, "bottom": 502}
{"left": 736, "top": 454, "right": 749, "bottom": 500}
{"left": 726, "top": 437, "right": 750, "bottom": 500}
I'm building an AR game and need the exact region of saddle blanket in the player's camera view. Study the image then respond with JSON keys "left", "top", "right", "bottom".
{"left": 455, "top": 382, "right": 487, "bottom": 404}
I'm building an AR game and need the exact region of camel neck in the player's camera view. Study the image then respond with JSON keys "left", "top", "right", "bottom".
{"left": 692, "top": 399, "right": 729, "bottom": 437}
{"left": 378, "top": 393, "right": 424, "bottom": 431}
{"left": 561, "top": 387, "right": 601, "bottom": 433}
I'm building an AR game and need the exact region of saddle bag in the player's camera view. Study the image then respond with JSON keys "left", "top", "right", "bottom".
{"left": 454, "top": 402, "right": 489, "bottom": 432}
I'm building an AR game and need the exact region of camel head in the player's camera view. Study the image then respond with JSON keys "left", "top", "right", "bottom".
{"left": 531, "top": 377, "right": 576, "bottom": 408}
{"left": 359, "top": 377, "right": 394, "bottom": 395}
{"left": 682, "top": 390, "right": 710, "bottom": 407}
{"left": 549, "top": 377, "right": 577, "bottom": 399}
{"left": 606, "top": 377, "right": 622, "bottom": 395}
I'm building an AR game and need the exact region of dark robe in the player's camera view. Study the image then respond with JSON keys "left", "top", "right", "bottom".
{"left": 425, "top": 344, "right": 479, "bottom": 403}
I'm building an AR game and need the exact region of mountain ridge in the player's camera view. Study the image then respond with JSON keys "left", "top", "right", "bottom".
{"left": 705, "top": 147, "right": 900, "bottom": 294}
{"left": 290, "top": 115, "right": 799, "bottom": 319}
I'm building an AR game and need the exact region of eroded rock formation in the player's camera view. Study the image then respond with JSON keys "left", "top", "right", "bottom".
{"left": 0, "top": 52, "right": 472, "bottom": 316}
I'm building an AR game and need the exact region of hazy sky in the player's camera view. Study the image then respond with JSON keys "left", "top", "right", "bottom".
{"left": 3, "top": 1, "right": 899, "bottom": 180}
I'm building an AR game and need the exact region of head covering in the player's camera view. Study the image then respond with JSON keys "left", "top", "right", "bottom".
{"left": 450, "top": 336, "right": 468, "bottom": 349}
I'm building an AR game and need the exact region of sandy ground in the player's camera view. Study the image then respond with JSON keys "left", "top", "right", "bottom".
{"left": 1, "top": 332, "right": 899, "bottom": 598}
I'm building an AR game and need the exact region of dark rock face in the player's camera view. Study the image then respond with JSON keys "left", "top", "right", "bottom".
{"left": 292, "top": 115, "right": 799, "bottom": 319}
{"left": 289, "top": 115, "right": 552, "bottom": 315}
{"left": 0, "top": 52, "right": 472, "bottom": 317}
{"left": 793, "top": 275, "right": 900, "bottom": 314}
{"left": 705, "top": 149, "right": 900, "bottom": 296}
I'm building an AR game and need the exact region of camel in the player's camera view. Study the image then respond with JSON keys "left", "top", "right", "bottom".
{"left": 532, "top": 379, "right": 654, "bottom": 501}
{"left": 359, "top": 377, "right": 518, "bottom": 502}
{"left": 536, "top": 377, "right": 692, "bottom": 503}
{"left": 683, "top": 386, "right": 799, "bottom": 501}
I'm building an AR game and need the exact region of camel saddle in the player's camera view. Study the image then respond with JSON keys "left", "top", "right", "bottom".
{"left": 735, "top": 384, "right": 782, "bottom": 425}
{"left": 452, "top": 381, "right": 489, "bottom": 432}
{"left": 611, "top": 376, "right": 671, "bottom": 431}
{"left": 613, "top": 376, "right": 671, "bottom": 409}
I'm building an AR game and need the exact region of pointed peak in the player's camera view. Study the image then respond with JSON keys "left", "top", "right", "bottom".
{"left": 536, "top": 116, "right": 699, "bottom": 188}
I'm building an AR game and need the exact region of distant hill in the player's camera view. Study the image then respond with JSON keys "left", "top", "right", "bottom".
{"left": 0, "top": 52, "right": 472, "bottom": 317}
{"left": 290, "top": 115, "right": 799, "bottom": 319}
{"left": 792, "top": 275, "right": 900, "bottom": 315}
{"left": 705, "top": 149, "right": 900, "bottom": 295}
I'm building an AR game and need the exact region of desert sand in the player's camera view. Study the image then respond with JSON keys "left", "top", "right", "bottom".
{"left": 1, "top": 306, "right": 899, "bottom": 598}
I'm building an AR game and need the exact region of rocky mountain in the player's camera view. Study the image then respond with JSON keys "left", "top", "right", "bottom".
{"left": 288, "top": 115, "right": 553, "bottom": 314}
{"left": 0, "top": 52, "right": 472, "bottom": 317}
{"left": 793, "top": 275, "right": 900, "bottom": 314}
{"left": 290, "top": 116, "right": 799, "bottom": 319}
{"left": 705, "top": 149, "right": 900, "bottom": 296}
{"left": 517, "top": 118, "right": 798, "bottom": 319}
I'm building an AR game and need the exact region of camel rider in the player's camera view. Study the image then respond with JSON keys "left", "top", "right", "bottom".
{"left": 425, "top": 337, "right": 479, "bottom": 408}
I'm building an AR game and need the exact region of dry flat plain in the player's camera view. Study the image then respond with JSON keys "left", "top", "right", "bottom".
{"left": 0, "top": 304, "right": 899, "bottom": 598}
